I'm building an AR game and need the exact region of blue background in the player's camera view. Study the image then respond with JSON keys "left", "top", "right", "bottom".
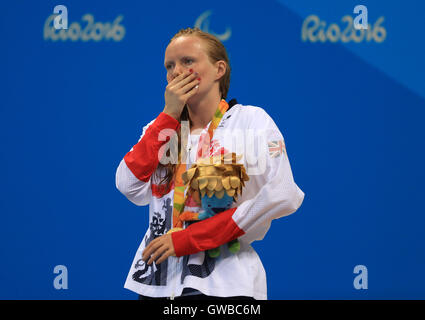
{"left": 1, "top": 0, "right": 424, "bottom": 299}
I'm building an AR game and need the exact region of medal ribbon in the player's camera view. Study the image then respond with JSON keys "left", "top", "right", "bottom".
{"left": 171, "top": 99, "right": 229, "bottom": 229}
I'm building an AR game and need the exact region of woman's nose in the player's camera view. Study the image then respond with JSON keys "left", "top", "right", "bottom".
{"left": 172, "top": 70, "right": 182, "bottom": 79}
{"left": 172, "top": 64, "right": 186, "bottom": 78}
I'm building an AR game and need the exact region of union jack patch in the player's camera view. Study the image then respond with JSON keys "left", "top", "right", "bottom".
{"left": 268, "top": 140, "right": 286, "bottom": 158}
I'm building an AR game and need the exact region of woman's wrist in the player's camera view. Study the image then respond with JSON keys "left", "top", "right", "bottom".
{"left": 162, "top": 107, "right": 180, "bottom": 121}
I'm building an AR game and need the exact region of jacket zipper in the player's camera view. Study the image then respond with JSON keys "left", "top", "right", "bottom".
{"left": 170, "top": 257, "right": 180, "bottom": 300}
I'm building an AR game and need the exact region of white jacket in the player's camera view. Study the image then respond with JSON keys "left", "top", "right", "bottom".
{"left": 115, "top": 102, "right": 305, "bottom": 299}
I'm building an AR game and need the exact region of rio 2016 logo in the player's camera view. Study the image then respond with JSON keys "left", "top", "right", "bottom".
{"left": 44, "top": 13, "right": 126, "bottom": 42}
{"left": 301, "top": 15, "right": 386, "bottom": 43}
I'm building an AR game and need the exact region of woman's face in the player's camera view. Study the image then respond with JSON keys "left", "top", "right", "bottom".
{"left": 164, "top": 36, "right": 221, "bottom": 96}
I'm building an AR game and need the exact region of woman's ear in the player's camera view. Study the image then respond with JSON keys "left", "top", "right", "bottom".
{"left": 215, "top": 60, "right": 227, "bottom": 80}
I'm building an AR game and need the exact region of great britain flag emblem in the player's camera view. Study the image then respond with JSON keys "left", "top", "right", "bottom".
{"left": 268, "top": 139, "right": 286, "bottom": 158}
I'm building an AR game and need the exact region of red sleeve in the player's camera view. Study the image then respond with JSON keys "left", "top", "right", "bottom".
{"left": 171, "top": 207, "right": 245, "bottom": 257}
{"left": 124, "top": 112, "right": 180, "bottom": 182}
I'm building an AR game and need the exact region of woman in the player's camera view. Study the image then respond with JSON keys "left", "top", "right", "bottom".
{"left": 115, "top": 27, "right": 305, "bottom": 300}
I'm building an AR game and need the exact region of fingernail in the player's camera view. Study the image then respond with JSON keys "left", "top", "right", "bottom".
{"left": 197, "top": 78, "right": 201, "bottom": 81}
{"left": 189, "top": 69, "right": 193, "bottom": 73}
